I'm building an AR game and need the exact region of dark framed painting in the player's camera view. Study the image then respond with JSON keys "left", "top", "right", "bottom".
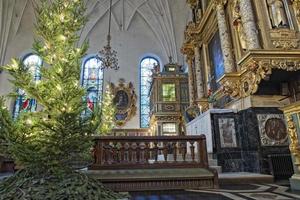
{"left": 218, "top": 118, "right": 237, "bottom": 148}
{"left": 110, "top": 79, "right": 137, "bottom": 127}
{"left": 208, "top": 31, "right": 225, "bottom": 92}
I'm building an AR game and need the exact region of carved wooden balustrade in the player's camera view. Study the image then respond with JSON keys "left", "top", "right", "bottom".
{"left": 89, "top": 135, "right": 209, "bottom": 170}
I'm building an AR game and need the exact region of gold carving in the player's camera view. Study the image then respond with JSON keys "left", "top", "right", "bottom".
{"left": 110, "top": 79, "right": 137, "bottom": 127}
{"left": 212, "top": 0, "right": 228, "bottom": 7}
{"left": 219, "top": 74, "right": 241, "bottom": 98}
{"left": 286, "top": 115, "right": 300, "bottom": 171}
{"left": 186, "top": 0, "right": 198, "bottom": 8}
{"left": 269, "top": 29, "right": 299, "bottom": 49}
{"left": 219, "top": 51, "right": 300, "bottom": 98}
{"left": 291, "top": 0, "right": 300, "bottom": 24}
{"left": 232, "top": 0, "right": 247, "bottom": 51}
{"left": 271, "top": 60, "right": 300, "bottom": 70}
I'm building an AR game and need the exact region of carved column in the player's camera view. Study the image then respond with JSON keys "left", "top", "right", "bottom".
{"left": 282, "top": 102, "right": 300, "bottom": 190}
{"left": 194, "top": 46, "right": 205, "bottom": 99}
{"left": 239, "top": 0, "right": 261, "bottom": 49}
{"left": 187, "top": 55, "right": 196, "bottom": 106}
{"left": 215, "top": 1, "right": 235, "bottom": 73}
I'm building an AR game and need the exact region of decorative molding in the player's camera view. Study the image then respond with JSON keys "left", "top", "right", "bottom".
{"left": 219, "top": 50, "right": 300, "bottom": 98}
{"left": 269, "top": 29, "right": 299, "bottom": 49}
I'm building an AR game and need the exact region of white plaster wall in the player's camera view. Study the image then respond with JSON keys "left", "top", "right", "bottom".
{"left": 0, "top": 0, "right": 190, "bottom": 128}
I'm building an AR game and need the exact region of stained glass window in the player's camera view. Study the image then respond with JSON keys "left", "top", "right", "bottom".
{"left": 13, "top": 54, "right": 42, "bottom": 119}
{"left": 140, "top": 57, "right": 159, "bottom": 128}
{"left": 81, "top": 56, "right": 104, "bottom": 115}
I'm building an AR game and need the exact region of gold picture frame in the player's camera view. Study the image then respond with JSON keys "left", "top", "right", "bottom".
{"left": 110, "top": 79, "right": 137, "bottom": 127}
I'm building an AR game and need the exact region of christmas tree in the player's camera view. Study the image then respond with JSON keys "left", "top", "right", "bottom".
{"left": 98, "top": 85, "right": 116, "bottom": 135}
{"left": 0, "top": 0, "right": 125, "bottom": 199}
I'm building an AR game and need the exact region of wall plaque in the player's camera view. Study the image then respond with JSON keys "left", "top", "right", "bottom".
{"left": 257, "top": 114, "right": 288, "bottom": 146}
{"left": 110, "top": 79, "right": 137, "bottom": 127}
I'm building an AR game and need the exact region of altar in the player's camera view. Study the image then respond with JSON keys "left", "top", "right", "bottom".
{"left": 186, "top": 109, "right": 236, "bottom": 153}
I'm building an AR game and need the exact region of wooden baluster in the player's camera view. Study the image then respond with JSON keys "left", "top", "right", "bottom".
{"left": 181, "top": 142, "right": 187, "bottom": 162}
{"left": 120, "top": 142, "right": 125, "bottom": 162}
{"left": 112, "top": 141, "right": 117, "bottom": 163}
{"left": 163, "top": 142, "right": 168, "bottom": 162}
{"left": 104, "top": 141, "right": 109, "bottom": 164}
{"left": 190, "top": 141, "right": 195, "bottom": 162}
{"left": 136, "top": 142, "right": 141, "bottom": 163}
{"left": 145, "top": 142, "right": 150, "bottom": 163}
{"left": 128, "top": 142, "right": 133, "bottom": 163}
{"left": 198, "top": 135, "right": 208, "bottom": 168}
{"left": 153, "top": 142, "right": 158, "bottom": 163}
{"left": 172, "top": 142, "right": 177, "bottom": 162}
{"left": 124, "top": 142, "right": 129, "bottom": 162}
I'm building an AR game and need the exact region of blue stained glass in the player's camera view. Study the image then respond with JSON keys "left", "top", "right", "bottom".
{"left": 13, "top": 54, "right": 42, "bottom": 119}
{"left": 81, "top": 56, "right": 103, "bottom": 115}
{"left": 140, "top": 57, "right": 159, "bottom": 128}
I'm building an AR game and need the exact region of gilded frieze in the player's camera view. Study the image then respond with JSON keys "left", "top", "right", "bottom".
{"left": 219, "top": 50, "right": 300, "bottom": 98}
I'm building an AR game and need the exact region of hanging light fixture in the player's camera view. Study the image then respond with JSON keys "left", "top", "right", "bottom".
{"left": 98, "top": 0, "right": 119, "bottom": 70}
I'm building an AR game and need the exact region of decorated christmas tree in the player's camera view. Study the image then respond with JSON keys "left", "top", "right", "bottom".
{"left": 0, "top": 0, "right": 124, "bottom": 199}
{"left": 98, "top": 85, "right": 116, "bottom": 135}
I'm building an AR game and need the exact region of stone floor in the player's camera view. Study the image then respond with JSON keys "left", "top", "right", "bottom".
{"left": 130, "top": 183, "right": 300, "bottom": 200}
{"left": 2, "top": 173, "right": 300, "bottom": 199}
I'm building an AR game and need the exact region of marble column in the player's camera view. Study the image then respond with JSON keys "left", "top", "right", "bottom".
{"left": 194, "top": 46, "right": 204, "bottom": 99}
{"left": 239, "top": 0, "right": 261, "bottom": 49}
{"left": 215, "top": 3, "right": 235, "bottom": 73}
{"left": 187, "top": 56, "right": 196, "bottom": 106}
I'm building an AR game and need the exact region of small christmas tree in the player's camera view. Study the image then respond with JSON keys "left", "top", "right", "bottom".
{"left": 0, "top": 0, "right": 125, "bottom": 199}
{"left": 98, "top": 85, "right": 116, "bottom": 135}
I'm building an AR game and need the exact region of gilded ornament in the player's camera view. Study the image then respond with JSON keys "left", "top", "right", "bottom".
{"left": 186, "top": 0, "right": 198, "bottom": 8}
{"left": 286, "top": 115, "right": 300, "bottom": 171}
{"left": 232, "top": 0, "right": 247, "bottom": 51}
{"left": 222, "top": 79, "right": 240, "bottom": 98}
{"left": 212, "top": 0, "right": 228, "bottom": 7}
{"left": 291, "top": 0, "right": 300, "bottom": 24}
{"left": 110, "top": 79, "right": 137, "bottom": 127}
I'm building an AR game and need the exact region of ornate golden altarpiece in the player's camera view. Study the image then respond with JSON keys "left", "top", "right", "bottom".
{"left": 182, "top": 0, "right": 300, "bottom": 110}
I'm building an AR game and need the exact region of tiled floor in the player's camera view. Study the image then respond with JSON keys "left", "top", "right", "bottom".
{"left": 130, "top": 183, "right": 300, "bottom": 200}
{"left": 2, "top": 173, "right": 300, "bottom": 199}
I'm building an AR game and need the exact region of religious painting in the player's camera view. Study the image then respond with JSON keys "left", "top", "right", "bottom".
{"left": 208, "top": 31, "right": 225, "bottom": 92}
{"left": 257, "top": 114, "right": 288, "bottom": 146}
{"left": 110, "top": 79, "right": 137, "bottom": 127}
{"left": 218, "top": 118, "right": 237, "bottom": 148}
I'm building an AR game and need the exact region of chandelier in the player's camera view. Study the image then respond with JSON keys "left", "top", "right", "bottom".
{"left": 98, "top": 0, "right": 119, "bottom": 70}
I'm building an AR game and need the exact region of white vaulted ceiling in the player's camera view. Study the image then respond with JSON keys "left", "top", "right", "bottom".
{"left": 81, "top": 0, "right": 189, "bottom": 62}
{"left": 0, "top": 0, "right": 190, "bottom": 65}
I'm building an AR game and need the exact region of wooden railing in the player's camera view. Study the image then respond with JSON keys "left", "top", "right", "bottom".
{"left": 89, "top": 135, "right": 208, "bottom": 170}
{"left": 110, "top": 128, "right": 150, "bottom": 136}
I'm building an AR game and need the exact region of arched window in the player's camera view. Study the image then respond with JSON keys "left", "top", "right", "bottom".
{"left": 140, "top": 57, "right": 159, "bottom": 128}
{"left": 81, "top": 56, "right": 104, "bottom": 115}
{"left": 13, "top": 54, "right": 42, "bottom": 119}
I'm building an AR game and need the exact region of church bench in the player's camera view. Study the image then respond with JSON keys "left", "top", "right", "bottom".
{"left": 87, "top": 135, "right": 218, "bottom": 191}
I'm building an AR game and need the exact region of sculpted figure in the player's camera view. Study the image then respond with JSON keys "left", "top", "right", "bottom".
{"left": 232, "top": 0, "right": 247, "bottom": 50}
{"left": 267, "top": 0, "right": 289, "bottom": 28}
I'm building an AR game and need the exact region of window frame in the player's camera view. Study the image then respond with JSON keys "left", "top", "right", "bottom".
{"left": 139, "top": 56, "right": 159, "bottom": 128}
